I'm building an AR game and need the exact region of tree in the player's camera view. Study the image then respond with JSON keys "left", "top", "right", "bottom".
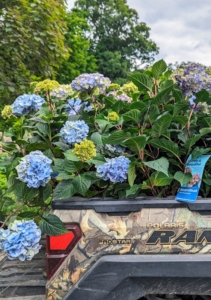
{"left": 0, "top": 0, "right": 69, "bottom": 103}
{"left": 73, "top": 0, "right": 159, "bottom": 82}
{"left": 56, "top": 9, "right": 97, "bottom": 84}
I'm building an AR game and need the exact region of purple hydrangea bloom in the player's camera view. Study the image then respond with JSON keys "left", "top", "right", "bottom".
{"left": 107, "top": 91, "right": 132, "bottom": 102}
{"left": 0, "top": 220, "right": 41, "bottom": 261}
{"left": 173, "top": 62, "right": 211, "bottom": 96}
{"left": 71, "top": 73, "right": 111, "bottom": 92}
{"left": 66, "top": 98, "right": 92, "bottom": 116}
{"left": 12, "top": 94, "right": 45, "bottom": 116}
{"left": 16, "top": 151, "right": 52, "bottom": 188}
{"left": 60, "top": 120, "right": 89, "bottom": 144}
{"left": 97, "top": 156, "right": 131, "bottom": 182}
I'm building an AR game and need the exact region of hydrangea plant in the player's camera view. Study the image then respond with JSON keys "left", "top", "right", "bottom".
{"left": 1, "top": 58, "right": 211, "bottom": 252}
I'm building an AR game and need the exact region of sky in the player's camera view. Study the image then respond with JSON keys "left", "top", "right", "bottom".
{"left": 67, "top": 0, "right": 211, "bottom": 66}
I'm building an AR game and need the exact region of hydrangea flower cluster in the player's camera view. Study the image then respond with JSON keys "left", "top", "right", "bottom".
{"left": 34, "top": 79, "right": 60, "bottom": 92}
{"left": 16, "top": 151, "right": 52, "bottom": 188}
{"left": 51, "top": 84, "right": 74, "bottom": 100}
{"left": 0, "top": 220, "right": 41, "bottom": 261}
{"left": 108, "top": 91, "right": 132, "bottom": 102}
{"left": 172, "top": 62, "right": 211, "bottom": 96}
{"left": 73, "top": 139, "right": 96, "bottom": 162}
{"left": 97, "top": 156, "right": 130, "bottom": 183}
{"left": 66, "top": 98, "right": 92, "bottom": 116}
{"left": 72, "top": 73, "right": 111, "bottom": 92}
{"left": 1, "top": 105, "right": 12, "bottom": 119}
{"left": 12, "top": 94, "right": 45, "bottom": 116}
{"left": 108, "top": 83, "right": 120, "bottom": 91}
{"left": 60, "top": 120, "right": 89, "bottom": 145}
{"left": 108, "top": 112, "right": 120, "bottom": 122}
{"left": 121, "top": 82, "right": 138, "bottom": 93}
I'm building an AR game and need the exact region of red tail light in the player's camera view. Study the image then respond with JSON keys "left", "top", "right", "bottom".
{"left": 46, "top": 224, "right": 82, "bottom": 279}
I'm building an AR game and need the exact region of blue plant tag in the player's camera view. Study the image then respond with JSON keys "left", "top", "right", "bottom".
{"left": 175, "top": 155, "right": 211, "bottom": 203}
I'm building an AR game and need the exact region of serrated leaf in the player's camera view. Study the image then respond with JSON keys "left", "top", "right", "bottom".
{"left": 103, "top": 130, "right": 130, "bottom": 145}
{"left": 144, "top": 157, "right": 169, "bottom": 176}
{"left": 123, "top": 136, "right": 147, "bottom": 154}
{"left": 149, "top": 138, "right": 181, "bottom": 160}
{"left": 53, "top": 180, "right": 75, "bottom": 200}
{"left": 18, "top": 211, "right": 38, "bottom": 218}
{"left": 37, "top": 123, "right": 49, "bottom": 136}
{"left": 151, "top": 114, "right": 172, "bottom": 137}
{"left": 184, "top": 135, "right": 201, "bottom": 150}
{"left": 57, "top": 172, "right": 72, "bottom": 180}
{"left": 172, "top": 116, "right": 188, "bottom": 127}
{"left": 39, "top": 184, "right": 52, "bottom": 201}
{"left": 152, "top": 172, "right": 173, "bottom": 186}
{"left": 130, "top": 101, "right": 146, "bottom": 111}
{"left": 148, "top": 104, "right": 160, "bottom": 123}
{"left": 194, "top": 90, "right": 210, "bottom": 104}
{"left": 173, "top": 101, "right": 190, "bottom": 115}
{"left": 153, "top": 84, "right": 174, "bottom": 105}
{"left": 173, "top": 89, "right": 184, "bottom": 102}
{"left": 53, "top": 141, "right": 69, "bottom": 151}
{"left": 72, "top": 175, "right": 91, "bottom": 196}
{"left": 200, "top": 128, "right": 211, "bottom": 135}
{"left": 174, "top": 171, "right": 192, "bottom": 186}
{"left": 43, "top": 149, "right": 54, "bottom": 160}
{"left": 39, "top": 214, "right": 68, "bottom": 236}
{"left": 128, "top": 163, "right": 136, "bottom": 187}
{"left": 152, "top": 59, "right": 167, "bottom": 78}
{"left": 123, "top": 109, "right": 141, "bottom": 124}
{"left": 91, "top": 132, "right": 103, "bottom": 146}
{"left": 130, "top": 73, "right": 153, "bottom": 92}
{"left": 191, "top": 148, "right": 211, "bottom": 160}
{"left": 126, "top": 184, "right": 142, "bottom": 197}
{"left": 64, "top": 150, "right": 80, "bottom": 161}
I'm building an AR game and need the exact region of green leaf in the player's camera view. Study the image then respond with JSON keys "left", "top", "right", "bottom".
{"left": 64, "top": 150, "right": 80, "bottom": 161}
{"left": 53, "top": 180, "right": 75, "bottom": 200}
{"left": 184, "top": 135, "right": 201, "bottom": 150}
{"left": 126, "top": 184, "right": 142, "bottom": 197}
{"left": 130, "top": 101, "right": 146, "bottom": 111}
{"left": 194, "top": 90, "right": 210, "bottom": 104}
{"left": 8, "top": 180, "right": 39, "bottom": 201}
{"left": 128, "top": 163, "right": 136, "bottom": 187}
{"left": 152, "top": 172, "right": 173, "bottom": 186}
{"left": 172, "top": 116, "right": 188, "bottom": 127}
{"left": 200, "top": 128, "right": 211, "bottom": 135}
{"left": 123, "top": 136, "right": 147, "bottom": 153}
{"left": 130, "top": 73, "right": 153, "bottom": 92}
{"left": 103, "top": 130, "right": 130, "bottom": 145}
{"left": 151, "top": 59, "right": 167, "bottom": 78}
{"left": 151, "top": 114, "right": 172, "bottom": 137}
{"left": 153, "top": 84, "right": 174, "bottom": 105}
{"left": 173, "top": 89, "right": 183, "bottom": 102}
{"left": 149, "top": 138, "right": 181, "bottom": 160}
{"left": 144, "top": 157, "right": 169, "bottom": 176}
{"left": 123, "top": 109, "right": 141, "bottom": 124}
{"left": 39, "top": 184, "right": 52, "bottom": 201}
{"left": 173, "top": 101, "right": 190, "bottom": 115}
{"left": 72, "top": 175, "right": 92, "bottom": 196}
{"left": 57, "top": 172, "right": 72, "bottom": 180}
{"left": 53, "top": 142, "right": 69, "bottom": 151}
{"left": 2, "top": 196, "right": 15, "bottom": 207}
{"left": 37, "top": 123, "right": 49, "bottom": 136}
{"left": 43, "top": 149, "right": 54, "bottom": 160}
{"left": 18, "top": 211, "right": 38, "bottom": 218}
{"left": 191, "top": 148, "right": 211, "bottom": 160}
{"left": 39, "top": 214, "right": 68, "bottom": 236}
{"left": 174, "top": 171, "right": 192, "bottom": 186}
{"left": 148, "top": 104, "right": 160, "bottom": 124}
{"left": 91, "top": 132, "right": 103, "bottom": 146}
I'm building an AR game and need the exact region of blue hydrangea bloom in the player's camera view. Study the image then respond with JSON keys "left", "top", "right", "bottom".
{"left": 66, "top": 98, "right": 92, "bottom": 116}
{"left": 97, "top": 156, "right": 131, "bottom": 183}
{"left": 16, "top": 151, "right": 52, "bottom": 188}
{"left": 71, "top": 73, "right": 111, "bottom": 92}
{"left": 12, "top": 94, "right": 45, "bottom": 116}
{"left": 60, "top": 120, "right": 89, "bottom": 145}
{"left": 189, "top": 95, "right": 196, "bottom": 106}
{"left": 0, "top": 220, "right": 41, "bottom": 261}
